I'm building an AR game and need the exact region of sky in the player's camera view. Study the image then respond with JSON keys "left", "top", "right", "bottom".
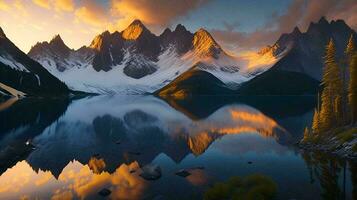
{"left": 0, "top": 0, "right": 356, "bottom": 54}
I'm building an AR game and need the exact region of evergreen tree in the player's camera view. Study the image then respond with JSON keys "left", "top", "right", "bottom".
{"left": 346, "top": 35, "right": 356, "bottom": 57}
{"left": 349, "top": 53, "right": 357, "bottom": 124}
{"left": 312, "top": 109, "right": 320, "bottom": 134}
{"left": 345, "top": 35, "right": 356, "bottom": 123}
{"left": 303, "top": 127, "right": 311, "bottom": 141}
{"left": 320, "top": 88, "right": 334, "bottom": 132}
{"left": 320, "top": 39, "right": 344, "bottom": 130}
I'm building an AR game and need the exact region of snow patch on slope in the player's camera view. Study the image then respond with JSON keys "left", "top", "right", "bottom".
{"left": 0, "top": 54, "right": 29, "bottom": 72}
{"left": 36, "top": 45, "right": 284, "bottom": 94}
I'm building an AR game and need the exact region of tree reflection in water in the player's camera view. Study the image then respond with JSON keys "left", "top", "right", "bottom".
{"left": 302, "top": 151, "right": 354, "bottom": 200}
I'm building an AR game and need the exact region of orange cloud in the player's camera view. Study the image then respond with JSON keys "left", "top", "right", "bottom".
{"left": 32, "top": 0, "right": 50, "bottom": 9}
{"left": 75, "top": 3, "right": 108, "bottom": 28}
{"left": 32, "top": 0, "right": 74, "bottom": 11}
{"left": 110, "top": 0, "right": 209, "bottom": 28}
{"left": 54, "top": 0, "right": 74, "bottom": 12}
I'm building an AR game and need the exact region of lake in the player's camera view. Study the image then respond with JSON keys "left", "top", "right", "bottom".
{"left": 0, "top": 95, "right": 355, "bottom": 200}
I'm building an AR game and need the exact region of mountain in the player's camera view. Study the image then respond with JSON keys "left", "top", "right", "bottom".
{"left": 236, "top": 17, "right": 356, "bottom": 95}
{"left": 156, "top": 68, "right": 234, "bottom": 98}
{"left": 28, "top": 35, "right": 94, "bottom": 73}
{"left": 262, "top": 17, "right": 356, "bottom": 80}
{"left": 28, "top": 20, "right": 274, "bottom": 94}
{"left": 0, "top": 27, "right": 69, "bottom": 97}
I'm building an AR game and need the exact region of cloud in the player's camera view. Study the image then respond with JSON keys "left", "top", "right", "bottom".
{"left": 32, "top": 0, "right": 74, "bottom": 12}
{"left": 110, "top": 0, "right": 209, "bottom": 28}
{"left": 54, "top": 0, "right": 74, "bottom": 12}
{"left": 210, "top": 0, "right": 357, "bottom": 52}
{"left": 32, "top": 0, "right": 50, "bottom": 9}
{"left": 75, "top": 2, "right": 108, "bottom": 28}
{"left": 0, "top": 0, "right": 10, "bottom": 10}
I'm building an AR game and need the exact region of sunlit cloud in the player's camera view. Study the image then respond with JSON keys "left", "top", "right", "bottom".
{"left": 0, "top": 0, "right": 10, "bottom": 10}
{"left": 211, "top": 0, "right": 357, "bottom": 52}
{"left": 0, "top": 0, "right": 355, "bottom": 54}
{"left": 32, "top": 0, "right": 74, "bottom": 11}
{"left": 32, "top": 0, "right": 50, "bottom": 9}
{"left": 110, "top": 0, "right": 209, "bottom": 30}
{"left": 54, "top": 0, "right": 74, "bottom": 12}
{"left": 75, "top": 6, "right": 106, "bottom": 27}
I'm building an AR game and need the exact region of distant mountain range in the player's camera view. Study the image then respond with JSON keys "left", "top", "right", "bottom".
{"left": 0, "top": 27, "right": 68, "bottom": 97}
{"left": 26, "top": 19, "right": 276, "bottom": 94}
{"left": 159, "top": 17, "right": 356, "bottom": 96}
{"left": 0, "top": 17, "right": 356, "bottom": 96}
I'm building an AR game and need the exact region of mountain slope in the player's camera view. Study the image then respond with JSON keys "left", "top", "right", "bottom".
{"left": 235, "top": 17, "right": 356, "bottom": 95}
{"left": 265, "top": 17, "right": 357, "bottom": 80}
{"left": 0, "top": 27, "right": 69, "bottom": 96}
{"left": 156, "top": 67, "right": 234, "bottom": 98}
{"left": 237, "top": 68, "right": 320, "bottom": 95}
{"left": 28, "top": 20, "right": 276, "bottom": 94}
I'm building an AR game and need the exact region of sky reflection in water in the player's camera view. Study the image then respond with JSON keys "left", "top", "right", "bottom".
{"left": 0, "top": 95, "right": 354, "bottom": 200}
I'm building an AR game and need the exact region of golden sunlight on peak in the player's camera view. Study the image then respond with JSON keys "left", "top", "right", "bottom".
{"left": 89, "top": 34, "right": 105, "bottom": 50}
{"left": 122, "top": 20, "right": 146, "bottom": 40}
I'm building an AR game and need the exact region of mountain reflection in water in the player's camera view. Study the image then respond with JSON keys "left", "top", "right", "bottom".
{"left": 0, "top": 95, "right": 355, "bottom": 200}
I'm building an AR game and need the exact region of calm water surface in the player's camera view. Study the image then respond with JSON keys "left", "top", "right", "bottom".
{"left": 0, "top": 95, "right": 355, "bottom": 200}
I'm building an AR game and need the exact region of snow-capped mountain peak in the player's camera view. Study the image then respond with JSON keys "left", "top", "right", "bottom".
{"left": 27, "top": 20, "right": 276, "bottom": 94}
{"left": 122, "top": 19, "right": 149, "bottom": 40}
{"left": 193, "top": 28, "right": 222, "bottom": 58}
{"left": 89, "top": 31, "right": 111, "bottom": 50}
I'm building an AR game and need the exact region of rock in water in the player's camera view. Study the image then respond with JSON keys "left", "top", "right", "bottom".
{"left": 140, "top": 164, "right": 162, "bottom": 180}
{"left": 175, "top": 170, "right": 191, "bottom": 177}
{"left": 98, "top": 188, "right": 111, "bottom": 197}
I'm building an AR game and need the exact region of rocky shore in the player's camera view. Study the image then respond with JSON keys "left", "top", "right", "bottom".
{"left": 298, "top": 127, "right": 357, "bottom": 159}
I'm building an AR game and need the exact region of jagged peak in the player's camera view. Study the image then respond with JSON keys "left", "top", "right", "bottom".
{"left": 130, "top": 19, "right": 145, "bottom": 27}
{"left": 162, "top": 28, "right": 172, "bottom": 34}
{"left": 50, "top": 34, "right": 64, "bottom": 43}
{"left": 318, "top": 16, "right": 329, "bottom": 25}
{"left": 122, "top": 19, "right": 149, "bottom": 40}
{"left": 193, "top": 28, "right": 219, "bottom": 46}
{"left": 89, "top": 31, "right": 111, "bottom": 50}
{"left": 193, "top": 28, "right": 222, "bottom": 57}
{"left": 0, "top": 27, "right": 6, "bottom": 38}
{"left": 292, "top": 26, "right": 302, "bottom": 35}
{"left": 175, "top": 24, "right": 187, "bottom": 32}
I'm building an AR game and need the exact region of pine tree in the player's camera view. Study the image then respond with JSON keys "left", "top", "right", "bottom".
{"left": 349, "top": 53, "right": 357, "bottom": 124}
{"left": 320, "top": 39, "right": 343, "bottom": 130}
{"left": 320, "top": 88, "right": 334, "bottom": 132}
{"left": 312, "top": 109, "right": 320, "bottom": 134}
{"left": 303, "top": 127, "right": 311, "bottom": 142}
{"left": 345, "top": 35, "right": 356, "bottom": 123}
{"left": 346, "top": 35, "right": 356, "bottom": 57}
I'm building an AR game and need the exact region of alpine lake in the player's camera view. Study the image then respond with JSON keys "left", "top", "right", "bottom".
{"left": 0, "top": 95, "right": 355, "bottom": 200}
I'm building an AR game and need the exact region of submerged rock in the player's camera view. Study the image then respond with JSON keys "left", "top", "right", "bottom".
{"left": 175, "top": 169, "right": 191, "bottom": 177}
{"left": 98, "top": 188, "right": 111, "bottom": 197}
{"left": 140, "top": 164, "right": 162, "bottom": 180}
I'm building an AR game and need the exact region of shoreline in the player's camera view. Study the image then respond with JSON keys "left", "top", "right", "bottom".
{"left": 298, "top": 129, "right": 357, "bottom": 160}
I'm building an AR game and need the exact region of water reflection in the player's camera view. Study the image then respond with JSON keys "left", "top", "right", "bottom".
{"left": 0, "top": 95, "right": 354, "bottom": 199}
{"left": 0, "top": 160, "right": 146, "bottom": 200}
